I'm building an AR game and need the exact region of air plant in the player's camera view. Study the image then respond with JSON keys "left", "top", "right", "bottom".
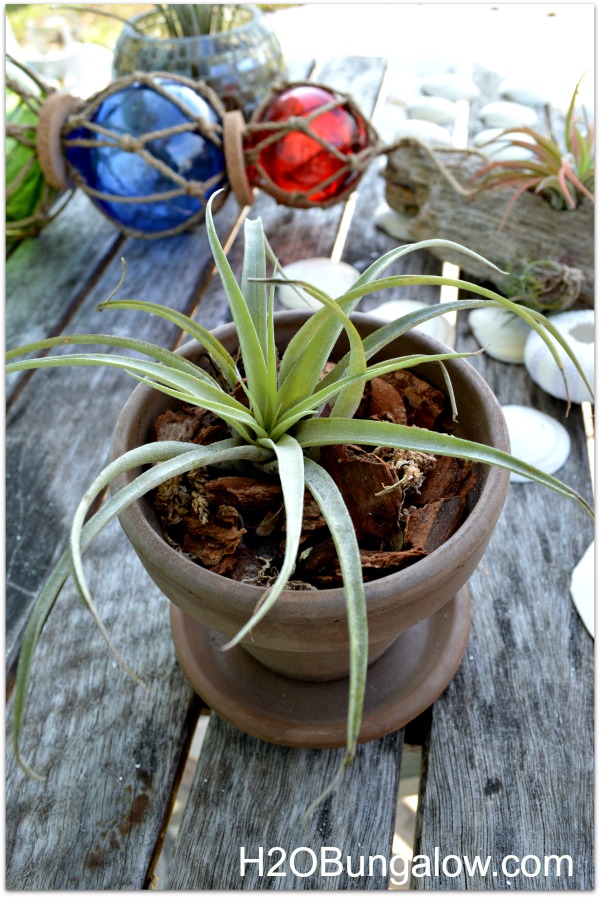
{"left": 152, "top": 4, "right": 249, "bottom": 37}
{"left": 6, "top": 193, "right": 594, "bottom": 814}
{"left": 502, "top": 258, "right": 585, "bottom": 314}
{"left": 60, "top": 4, "right": 255, "bottom": 37}
{"left": 468, "top": 77, "right": 594, "bottom": 227}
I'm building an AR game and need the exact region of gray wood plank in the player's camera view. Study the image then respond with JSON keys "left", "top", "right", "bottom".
{"left": 5, "top": 517, "right": 200, "bottom": 889}
{"left": 5, "top": 192, "right": 123, "bottom": 400}
{"left": 5, "top": 191, "right": 121, "bottom": 352}
{"left": 414, "top": 320, "right": 594, "bottom": 889}
{"left": 166, "top": 716, "right": 404, "bottom": 890}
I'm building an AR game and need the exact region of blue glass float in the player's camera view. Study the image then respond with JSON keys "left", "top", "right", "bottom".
{"left": 64, "top": 78, "right": 228, "bottom": 236}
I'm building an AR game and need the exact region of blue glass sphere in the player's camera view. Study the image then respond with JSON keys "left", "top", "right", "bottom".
{"left": 64, "top": 79, "right": 227, "bottom": 235}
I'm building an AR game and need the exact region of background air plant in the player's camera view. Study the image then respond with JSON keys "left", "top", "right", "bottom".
{"left": 467, "top": 77, "right": 594, "bottom": 227}
{"left": 62, "top": 4, "right": 256, "bottom": 37}
{"left": 6, "top": 193, "right": 593, "bottom": 813}
{"left": 502, "top": 258, "right": 585, "bottom": 314}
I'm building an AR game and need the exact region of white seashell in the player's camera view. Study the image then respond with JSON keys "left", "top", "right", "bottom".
{"left": 468, "top": 307, "right": 531, "bottom": 364}
{"left": 479, "top": 101, "right": 538, "bottom": 129}
{"left": 524, "top": 309, "right": 595, "bottom": 405}
{"left": 421, "top": 72, "right": 479, "bottom": 102}
{"left": 372, "top": 299, "right": 454, "bottom": 346}
{"left": 472, "top": 128, "right": 505, "bottom": 146}
{"left": 570, "top": 541, "right": 594, "bottom": 638}
{"left": 393, "top": 119, "right": 453, "bottom": 146}
{"left": 406, "top": 96, "right": 458, "bottom": 125}
{"left": 499, "top": 79, "right": 551, "bottom": 106}
{"left": 472, "top": 128, "right": 536, "bottom": 161}
{"left": 373, "top": 201, "right": 413, "bottom": 241}
{"left": 484, "top": 143, "right": 535, "bottom": 162}
{"left": 501, "top": 405, "right": 571, "bottom": 483}
{"left": 277, "top": 258, "right": 360, "bottom": 311}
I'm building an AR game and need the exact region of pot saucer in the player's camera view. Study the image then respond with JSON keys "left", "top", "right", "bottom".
{"left": 170, "top": 587, "right": 471, "bottom": 749}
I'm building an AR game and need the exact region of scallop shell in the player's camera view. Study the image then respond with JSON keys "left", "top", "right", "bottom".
{"left": 468, "top": 307, "right": 531, "bottom": 364}
{"left": 524, "top": 309, "right": 595, "bottom": 404}
{"left": 276, "top": 258, "right": 360, "bottom": 311}
{"left": 501, "top": 404, "right": 571, "bottom": 483}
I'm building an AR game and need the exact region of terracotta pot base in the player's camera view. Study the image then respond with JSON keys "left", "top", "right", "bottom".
{"left": 170, "top": 586, "right": 471, "bottom": 748}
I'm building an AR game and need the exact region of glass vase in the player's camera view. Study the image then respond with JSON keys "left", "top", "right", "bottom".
{"left": 112, "top": 5, "right": 286, "bottom": 119}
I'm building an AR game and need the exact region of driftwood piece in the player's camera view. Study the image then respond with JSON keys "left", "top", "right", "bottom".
{"left": 383, "top": 144, "right": 594, "bottom": 306}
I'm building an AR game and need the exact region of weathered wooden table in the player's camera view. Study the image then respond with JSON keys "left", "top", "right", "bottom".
{"left": 6, "top": 55, "right": 594, "bottom": 890}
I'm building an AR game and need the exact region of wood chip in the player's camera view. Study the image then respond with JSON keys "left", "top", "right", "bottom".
{"left": 183, "top": 505, "right": 246, "bottom": 566}
{"left": 416, "top": 456, "right": 477, "bottom": 506}
{"left": 203, "top": 476, "right": 282, "bottom": 515}
{"left": 403, "top": 467, "right": 477, "bottom": 552}
{"left": 152, "top": 405, "right": 206, "bottom": 442}
{"left": 367, "top": 377, "right": 408, "bottom": 424}
{"left": 379, "top": 370, "right": 447, "bottom": 429}
{"left": 320, "top": 443, "right": 402, "bottom": 540}
{"left": 298, "top": 538, "right": 428, "bottom": 586}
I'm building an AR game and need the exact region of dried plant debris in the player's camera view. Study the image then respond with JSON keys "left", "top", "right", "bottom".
{"left": 150, "top": 372, "right": 478, "bottom": 586}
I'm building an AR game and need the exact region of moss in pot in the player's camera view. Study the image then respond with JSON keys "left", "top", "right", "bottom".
{"left": 7, "top": 194, "right": 594, "bottom": 813}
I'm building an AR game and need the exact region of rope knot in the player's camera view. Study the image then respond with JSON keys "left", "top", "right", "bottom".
{"left": 120, "top": 133, "right": 140, "bottom": 152}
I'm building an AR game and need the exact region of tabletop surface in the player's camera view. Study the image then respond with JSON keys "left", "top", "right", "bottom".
{"left": 5, "top": 53, "right": 594, "bottom": 890}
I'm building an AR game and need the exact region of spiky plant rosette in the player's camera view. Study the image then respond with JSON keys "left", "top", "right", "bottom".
{"left": 6, "top": 57, "right": 73, "bottom": 242}
{"left": 6, "top": 193, "right": 594, "bottom": 812}
{"left": 64, "top": 4, "right": 256, "bottom": 38}
{"left": 468, "top": 77, "right": 594, "bottom": 227}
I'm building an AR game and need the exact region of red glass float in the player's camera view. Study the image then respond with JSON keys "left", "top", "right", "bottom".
{"left": 243, "top": 83, "right": 379, "bottom": 208}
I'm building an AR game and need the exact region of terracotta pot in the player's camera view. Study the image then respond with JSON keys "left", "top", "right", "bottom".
{"left": 111, "top": 311, "right": 510, "bottom": 744}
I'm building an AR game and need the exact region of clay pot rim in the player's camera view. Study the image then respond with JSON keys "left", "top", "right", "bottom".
{"left": 112, "top": 310, "right": 510, "bottom": 616}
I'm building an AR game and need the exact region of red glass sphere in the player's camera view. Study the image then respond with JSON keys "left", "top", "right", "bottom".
{"left": 244, "top": 84, "right": 371, "bottom": 206}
